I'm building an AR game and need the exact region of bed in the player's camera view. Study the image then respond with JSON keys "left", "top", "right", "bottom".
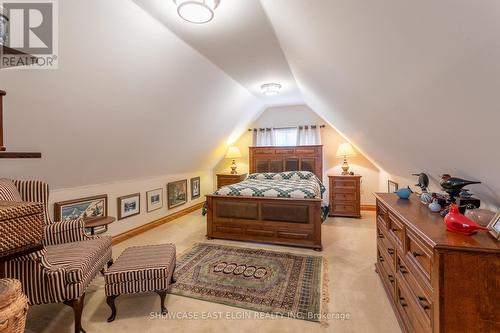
{"left": 205, "top": 145, "right": 325, "bottom": 251}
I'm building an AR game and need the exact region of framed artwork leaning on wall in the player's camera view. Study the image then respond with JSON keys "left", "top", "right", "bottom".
{"left": 146, "top": 188, "right": 163, "bottom": 212}
{"left": 117, "top": 193, "right": 141, "bottom": 220}
{"left": 54, "top": 194, "right": 108, "bottom": 222}
{"left": 191, "top": 177, "right": 200, "bottom": 200}
{"left": 168, "top": 180, "right": 187, "bottom": 209}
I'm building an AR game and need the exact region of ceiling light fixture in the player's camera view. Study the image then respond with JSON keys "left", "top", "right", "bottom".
{"left": 261, "top": 83, "right": 282, "bottom": 96}
{"left": 173, "top": 0, "right": 220, "bottom": 24}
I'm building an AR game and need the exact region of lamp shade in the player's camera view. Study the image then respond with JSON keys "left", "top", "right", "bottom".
{"left": 336, "top": 143, "right": 356, "bottom": 158}
{"left": 225, "top": 146, "right": 242, "bottom": 159}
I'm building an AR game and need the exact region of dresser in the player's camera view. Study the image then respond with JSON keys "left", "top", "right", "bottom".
{"left": 216, "top": 173, "right": 247, "bottom": 189}
{"left": 374, "top": 193, "right": 499, "bottom": 333}
{"left": 328, "top": 175, "right": 361, "bottom": 218}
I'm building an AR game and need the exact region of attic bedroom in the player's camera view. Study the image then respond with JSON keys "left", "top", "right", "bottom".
{"left": 0, "top": 1, "right": 498, "bottom": 333}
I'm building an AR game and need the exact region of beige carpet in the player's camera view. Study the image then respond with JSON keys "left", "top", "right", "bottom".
{"left": 24, "top": 210, "right": 401, "bottom": 333}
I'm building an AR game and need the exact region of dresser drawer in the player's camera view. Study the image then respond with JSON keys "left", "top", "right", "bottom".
{"left": 388, "top": 212, "right": 404, "bottom": 250}
{"left": 377, "top": 225, "right": 396, "bottom": 267}
{"left": 332, "top": 202, "right": 357, "bottom": 214}
{"left": 376, "top": 201, "right": 389, "bottom": 230}
{"left": 396, "top": 254, "right": 432, "bottom": 324}
{"left": 332, "top": 179, "right": 358, "bottom": 189}
{"left": 332, "top": 192, "right": 357, "bottom": 201}
{"left": 377, "top": 256, "right": 396, "bottom": 300}
{"left": 406, "top": 228, "right": 433, "bottom": 283}
{"left": 396, "top": 277, "right": 431, "bottom": 333}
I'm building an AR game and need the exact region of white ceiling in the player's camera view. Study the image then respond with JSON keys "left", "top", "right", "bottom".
{"left": 261, "top": 0, "right": 500, "bottom": 205}
{"left": 133, "top": 0, "right": 303, "bottom": 106}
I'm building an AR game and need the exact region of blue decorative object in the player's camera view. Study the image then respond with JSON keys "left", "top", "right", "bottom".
{"left": 395, "top": 186, "right": 413, "bottom": 199}
{"left": 420, "top": 192, "right": 433, "bottom": 204}
{"left": 429, "top": 199, "right": 441, "bottom": 212}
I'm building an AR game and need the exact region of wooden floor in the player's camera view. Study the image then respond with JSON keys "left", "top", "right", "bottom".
{"left": 25, "top": 210, "right": 401, "bottom": 333}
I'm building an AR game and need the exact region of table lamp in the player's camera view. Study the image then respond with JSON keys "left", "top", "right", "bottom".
{"left": 336, "top": 142, "right": 356, "bottom": 175}
{"left": 225, "top": 146, "right": 242, "bottom": 174}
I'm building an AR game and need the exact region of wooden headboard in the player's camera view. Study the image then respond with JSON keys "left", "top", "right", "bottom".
{"left": 249, "top": 145, "right": 323, "bottom": 181}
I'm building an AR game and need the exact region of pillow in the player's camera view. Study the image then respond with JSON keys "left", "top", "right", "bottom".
{"left": 0, "top": 178, "right": 22, "bottom": 202}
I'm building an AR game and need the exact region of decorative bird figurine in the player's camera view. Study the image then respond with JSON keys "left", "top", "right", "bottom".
{"left": 444, "top": 204, "right": 489, "bottom": 235}
{"left": 395, "top": 186, "right": 413, "bottom": 199}
{"left": 440, "top": 174, "right": 481, "bottom": 203}
{"left": 413, "top": 173, "right": 430, "bottom": 193}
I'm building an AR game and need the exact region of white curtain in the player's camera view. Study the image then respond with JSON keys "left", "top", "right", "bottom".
{"left": 273, "top": 127, "right": 297, "bottom": 146}
{"left": 253, "top": 126, "right": 322, "bottom": 146}
{"left": 252, "top": 128, "right": 275, "bottom": 146}
{"left": 297, "top": 126, "right": 321, "bottom": 145}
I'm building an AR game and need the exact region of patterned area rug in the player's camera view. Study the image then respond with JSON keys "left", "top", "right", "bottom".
{"left": 170, "top": 243, "right": 327, "bottom": 322}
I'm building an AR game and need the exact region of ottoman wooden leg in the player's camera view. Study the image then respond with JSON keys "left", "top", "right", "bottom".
{"left": 156, "top": 291, "right": 168, "bottom": 315}
{"left": 106, "top": 295, "right": 119, "bottom": 322}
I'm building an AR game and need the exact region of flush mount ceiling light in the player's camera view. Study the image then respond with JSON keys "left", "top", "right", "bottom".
{"left": 261, "top": 83, "right": 282, "bottom": 96}
{"left": 173, "top": 0, "right": 220, "bottom": 24}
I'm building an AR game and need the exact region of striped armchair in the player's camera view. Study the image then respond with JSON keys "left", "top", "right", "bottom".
{"left": 1, "top": 179, "right": 113, "bottom": 333}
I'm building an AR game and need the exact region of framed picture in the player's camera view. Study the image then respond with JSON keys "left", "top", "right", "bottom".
{"left": 54, "top": 195, "right": 108, "bottom": 222}
{"left": 388, "top": 180, "right": 399, "bottom": 193}
{"left": 487, "top": 212, "right": 500, "bottom": 240}
{"left": 167, "top": 180, "right": 187, "bottom": 209}
{"left": 146, "top": 188, "right": 163, "bottom": 212}
{"left": 117, "top": 193, "right": 141, "bottom": 220}
{"left": 191, "top": 177, "right": 201, "bottom": 200}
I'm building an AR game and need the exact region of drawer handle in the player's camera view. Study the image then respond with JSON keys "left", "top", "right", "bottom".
{"left": 412, "top": 251, "right": 422, "bottom": 258}
{"left": 391, "top": 227, "right": 399, "bottom": 232}
{"left": 399, "top": 297, "right": 408, "bottom": 307}
{"left": 379, "top": 256, "right": 385, "bottom": 262}
{"left": 388, "top": 275, "right": 395, "bottom": 283}
{"left": 387, "top": 248, "right": 394, "bottom": 255}
{"left": 417, "top": 296, "right": 430, "bottom": 310}
{"left": 378, "top": 232, "right": 384, "bottom": 239}
{"left": 398, "top": 264, "right": 408, "bottom": 274}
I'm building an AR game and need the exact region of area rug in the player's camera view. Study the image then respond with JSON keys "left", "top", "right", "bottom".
{"left": 169, "top": 243, "right": 328, "bottom": 322}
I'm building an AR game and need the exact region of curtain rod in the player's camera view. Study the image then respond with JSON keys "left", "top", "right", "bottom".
{"left": 248, "top": 125, "right": 326, "bottom": 131}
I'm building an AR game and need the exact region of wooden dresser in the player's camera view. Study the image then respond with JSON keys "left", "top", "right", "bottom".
{"left": 216, "top": 173, "right": 247, "bottom": 189}
{"left": 374, "top": 193, "right": 499, "bottom": 333}
{"left": 329, "top": 175, "right": 361, "bottom": 218}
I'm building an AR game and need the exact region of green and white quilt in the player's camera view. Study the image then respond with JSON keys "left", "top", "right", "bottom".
{"left": 214, "top": 171, "right": 326, "bottom": 199}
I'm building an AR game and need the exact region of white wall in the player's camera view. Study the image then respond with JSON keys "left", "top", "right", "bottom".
{"left": 49, "top": 171, "right": 211, "bottom": 236}
{"left": 214, "top": 105, "right": 384, "bottom": 205}
{"left": 0, "top": 0, "right": 262, "bottom": 189}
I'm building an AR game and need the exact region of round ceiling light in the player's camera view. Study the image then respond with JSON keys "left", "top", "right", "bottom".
{"left": 261, "top": 83, "right": 282, "bottom": 96}
{"left": 173, "top": 0, "right": 220, "bottom": 24}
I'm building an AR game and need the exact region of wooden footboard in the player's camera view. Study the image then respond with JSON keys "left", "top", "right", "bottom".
{"left": 206, "top": 195, "right": 322, "bottom": 251}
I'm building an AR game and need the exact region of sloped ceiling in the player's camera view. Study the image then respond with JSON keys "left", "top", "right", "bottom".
{"left": 261, "top": 0, "right": 500, "bottom": 205}
{"left": 133, "top": 0, "right": 302, "bottom": 106}
{"left": 2, "top": 0, "right": 499, "bottom": 206}
{"left": 0, "top": 0, "right": 263, "bottom": 188}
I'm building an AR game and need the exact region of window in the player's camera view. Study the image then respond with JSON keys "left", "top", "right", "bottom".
{"left": 252, "top": 126, "right": 321, "bottom": 147}
{"left": 273, "top": 127, "right": 297, "bottom": 146}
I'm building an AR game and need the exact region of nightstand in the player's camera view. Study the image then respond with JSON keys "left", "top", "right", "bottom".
{"left": 328, "top": 175, "right": 362, "bottom": 218}
{"left": 216, "top": 173, "right": 247, "bottom": 189}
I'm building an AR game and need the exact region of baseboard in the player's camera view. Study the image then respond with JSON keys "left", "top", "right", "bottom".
{"left": 361, "top": 204, "right": 376, "bottom": 211}
{"left": 112, "top": 202, "right": 204, "bottom": 245}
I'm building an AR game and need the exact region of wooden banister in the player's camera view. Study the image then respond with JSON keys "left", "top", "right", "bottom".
{"left": 0, "top": 90, "right": 5, "bottom": 151}
{"left": 0, "top": 89, "right": 41, "bottom": 158}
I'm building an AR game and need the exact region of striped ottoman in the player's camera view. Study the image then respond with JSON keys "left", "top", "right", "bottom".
{"left": 104, "top": 244, "right": 176, "bottom": 322}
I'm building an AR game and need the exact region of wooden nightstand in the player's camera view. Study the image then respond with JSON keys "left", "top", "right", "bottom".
{"left": 328, "top": 175, "right": 362, "bottom": 218}
{"left": 216, "top": 173, "right": 247, "bottom": 189}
